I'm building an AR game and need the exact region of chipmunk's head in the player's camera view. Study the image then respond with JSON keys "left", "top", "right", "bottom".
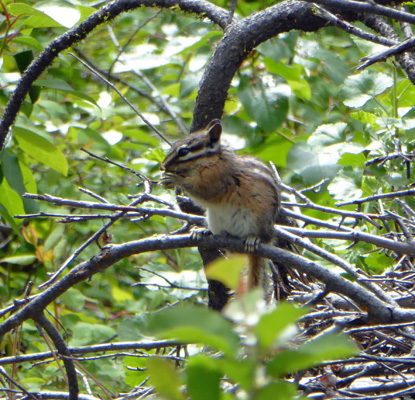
{"left": 160, "top": 120, "right": 223, "bottom": 188}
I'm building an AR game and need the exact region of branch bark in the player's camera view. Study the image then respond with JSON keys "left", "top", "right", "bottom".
{"left": 1, "top": 232, "right": 414, "bottom": 341}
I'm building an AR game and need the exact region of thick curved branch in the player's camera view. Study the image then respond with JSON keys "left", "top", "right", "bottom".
{"left": 33, "top": 313, "right": 79, "bottom": 400}
{"left": 0, "top": 0, "right": 228, "bottom": 150}
{"left": 191, "top": 0, "right": 324, "bottom": 130}
{"left": 1, "top": 232, "right": 414, "bottom": 341}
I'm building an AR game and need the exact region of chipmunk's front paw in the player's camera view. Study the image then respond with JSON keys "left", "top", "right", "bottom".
{"left": 159, "top": 173, "right": 176, "bottom": 189}
{"left": 190, "top": 226, "right": 211, "bottom": 241}
{"left": 244, "top": 235, "right": 260, "bottom": 253}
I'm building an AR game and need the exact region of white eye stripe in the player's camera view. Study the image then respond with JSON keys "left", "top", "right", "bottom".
{"left": 177, "top": 142, "right": 220, "bottom": 162}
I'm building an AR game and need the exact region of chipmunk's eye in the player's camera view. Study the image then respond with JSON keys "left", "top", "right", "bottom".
{"left": 177, "top": 146, "right": 189, "bottom": 157}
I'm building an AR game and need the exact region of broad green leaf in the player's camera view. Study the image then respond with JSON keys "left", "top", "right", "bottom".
{"left": 147, "top": 305, "right": 240, "bottom": 357}
{"left": 35, "top": 78, "right": 73, "bottom": 91}
{"left": 124, "top": 356, "right": 147, "bottom": 387}
{"left": 238, "top": 76, "right": 288, "bottom": 133}
{"left": 310, "top": 46, "right": 348, "bottom": 84}
{"left": 69, "top": 322, "right": 117, "bottom": 346}
{"left": 1, "top": 150, "right": 27, "bottom": 196}
{"left": 60, "top": 288, "right": 86, "bottom": 311}
{"left": 0, "top": 178, "right": 24, "bottom": 217}
{"left": 340, "top": 70, "right": 393, "bottom": 108}
{"left": 205, "top": 255, "right": 248, "bottom": 290}
{"left": 0, "top": 203, "right": 23, "bottom": 238}
{"left": 14, "top": 50, "right": 34, "bottom": 73}
{"left": 12, "top": 36, "right": 44, "bottom": 52}
{"left": 350, "top": 110, "right": 379, "bottom": 128}
{"left": 256, "top": 381, "right": 297, "bottom": 400}
{"left": 147, "top": 358, "right": 182, "bottom": 400}
{"left": 267, "top": 333, "right": 357, "bottom": 377}
{"left": 254, "top": 303, "right": 307, "bottom": 352}
{"left": 117, "top": 317, "right": 148, "bottom": 341}
{"left": 218, "top": 358, "right": 256, "bottom": 392}
{"left": 287, "top": 142, "right": 341, "bottom": 184}
{"left": 328, "top": 175, "right": 362, "bottom": 201}
{"left": 8, "top": 3, "right": 47, "bottom": 17}
{"left": 36, "top": 1, "right": 81, "bottom": 28}
{"left": 187, "top": 355, "right": 221, "bottom": 400}
{"left": 13, "top": 127, "right": 68, "bottom": 176}
{"left": 112, "top": 285, "right": 135, "bottom": 303}
{"left": 308, "top": 123, "right": 347, "bottom": 148}
{"left": 1, "top": 151, "right": 38, "bottom": 213}
{"left": 33, "top": 79, "right": 98, "bottom": 106}
{"left": 396, "top": 80, "right": 415, "bottom": 107}
{"left": 338, "top": 153, "right": 366, "bottom": 168}
{"left": 263, "top": 58, "right": 311, "bottom": 100}
{"left": 0, "top": 254, "right": 36, "bottom": 265}
{"left": 364, "top": 251, "right": 394, "bottom": 273}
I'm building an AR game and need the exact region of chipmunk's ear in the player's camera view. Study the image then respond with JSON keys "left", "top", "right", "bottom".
{"left": 207, "top": 119, "right": 222, "bottom": 146}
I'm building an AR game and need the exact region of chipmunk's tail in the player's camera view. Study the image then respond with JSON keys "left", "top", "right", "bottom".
{"left": 248, "top": 254, "right": 267, "bottom": 290}
{"left": 248, "top": 254, "right": 291, "bottom": 301}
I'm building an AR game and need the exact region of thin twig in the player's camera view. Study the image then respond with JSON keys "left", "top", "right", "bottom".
{"left": 69, "top": 52, "right": 171, "bottom": 146}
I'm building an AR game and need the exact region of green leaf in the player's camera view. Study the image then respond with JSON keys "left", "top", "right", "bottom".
{"left": 328, "top": 175, "right": 362, "bottom": 201}
{"left": 340, "top": 70, "right": 393, "bottom": 108}
{"left": 1, "top": 150, "right": 27, "bottom": 196}
{"left": 33, "top": 79, "right": 98, "bottom": 106}
{"left": 0, "top": 203, "right": 23, "bottom": 239}
{"left": 147, "top": 358, "right": 182, "bottom": 400}
{"left": 60, "top": 288, "right": 86, "bottom": 311}
{"left": 256, "top": 381, "right": 297, "bottom": 400}
{"left": 267, "top": 333, "right": 357, "bottom": 377}
{"left": 14, "top": 50, "right": 34, "bottom": 73}
{"left": 13, "top": 127, "right": 68, "bottom": 176}
{"left": 187, "top": 355, "right": 221, "bottom": 400}
{"left": 11, "top": 36, "right": 44, "bottom": 52}
{"left": 0, "top": 254, "right": 36, "bottom": 265}
{"left": 35, "top": 1, "right": 81, "bottom": 28}
{"left": 350, "top": 110, "right": 380, "bottom": 129}
{"left": 238, "top": 76, "right": 288, "bottom": 133}
{"left": 147, "top": 305, "right": 240, "bottom": 357}
{"left": 117, "top": 317, "right": 148, "bottom": 341}
{"left": 69, "top": 322, "right": 117, "bottom": 346}
{"left": 205, "top": 255, "right": 248, "bottom": 290}
{"left": 0, "top": 177, "right": 24, "bottom": 217}
{"left": 308, "top": 123, "right": 347, "bottom": 148}
{"left": 35, "top": 78, "right": 73, "bottom": 91}
{"left": 218, "top": 358, "right": 256, "bottom": 392}
{"left": 8, "top": 3, "right": 47, "bottom": 17}
{"left": 287, "top": 142, "right": 341, "bottom": 184}
{"left": 263, "top": 58, "right": 311, "bottom": 100}
{"left": 1, "top": 151, "right": 38, "bottom": 213}
{"left": 254, "top": 303, "right": 307, "bottom": 352}
{"left": 338, "top": 153, "right": 366, "bottom": 168}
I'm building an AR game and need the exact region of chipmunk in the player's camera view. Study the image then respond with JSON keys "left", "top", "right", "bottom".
{"left": 160, "top": 119, "right": 280, "bottom": 291}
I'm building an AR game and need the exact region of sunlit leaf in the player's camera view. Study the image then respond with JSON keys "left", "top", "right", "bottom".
{"left": 267, "top": 334, "right": 357, "bottom": 377}
{"left": 205, "top": 255, "right": 248, "bottom": 291}
{"left": 0, "top": 254, "right": 36, "bottom": 265}
{"left": 147, "top": 305, "right": 240, "bottom": 357}
{"left": 13, "top": 127, "right": 68, "bottom": 176}
{"left": 341, "top": 70, "right": 393, "bottom": 108}
{"left": 187, "top": 355, "right": 221, "bottom": 400}
{"left": 254, "top": 303, "right": 307, "bottom": 352}
{"left": 147, "top": 358, "right": 182, "bottom": 400}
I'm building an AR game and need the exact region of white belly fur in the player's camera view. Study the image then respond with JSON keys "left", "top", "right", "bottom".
{"left": 206, "top": 203, "right": 257, "bottom": 239}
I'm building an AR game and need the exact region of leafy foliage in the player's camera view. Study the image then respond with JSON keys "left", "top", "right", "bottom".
{"left": 0, "top": 0, "right": 415, "bottom": 398}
